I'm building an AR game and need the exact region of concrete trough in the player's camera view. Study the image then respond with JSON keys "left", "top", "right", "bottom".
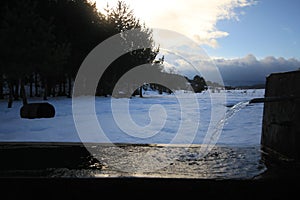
{"left": 261, "top": 70, "right": 300, "bottom": 161}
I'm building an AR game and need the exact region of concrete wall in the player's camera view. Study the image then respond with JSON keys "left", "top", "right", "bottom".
{"left": 261, "top": 70, "right": 300, "bottom": 160}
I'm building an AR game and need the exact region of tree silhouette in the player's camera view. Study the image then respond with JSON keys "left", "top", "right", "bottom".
{"left": 37, "top": 0, "right": 106, "bottom": 98}
{"left": 98, "top": 1, "right": 159, "bottom": 97}
{"left": 0, "top": 0, "right": 198, "bottom": 109}
{"left": 0, "top": 0, "right": 68, "bottom": 107}
{"left": 190, "top": 75, "right": 207, "bottom": 93}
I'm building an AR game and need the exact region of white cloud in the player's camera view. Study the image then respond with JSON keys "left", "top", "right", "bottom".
{"left": 94, "top": 0, "right": 256, "bottom": 48}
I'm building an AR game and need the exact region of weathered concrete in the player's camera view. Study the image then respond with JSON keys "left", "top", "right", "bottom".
{"left": 261, "top": 70, "right": 300, "bottom": 160}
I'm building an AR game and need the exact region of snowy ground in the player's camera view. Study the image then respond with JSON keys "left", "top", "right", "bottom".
{"left": 0, "top": 89, "right": 265, "bottom": 146}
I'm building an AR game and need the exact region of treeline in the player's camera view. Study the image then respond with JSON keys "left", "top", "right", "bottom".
{"left": 112, "top": 61, "right": 208, "bottom": 98}
{"left": 0, "top": 0, "right": 207, "bottom": 108}
{"left": 0, "top": 0, "right": 159, "bottom": 107}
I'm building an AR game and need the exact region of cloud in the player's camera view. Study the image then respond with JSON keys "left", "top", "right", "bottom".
{"left": 95, "top": 0, "right": 256, "bottom": 48}
{"left": 214, "top": 54, "right": 300, "bottom": 86}
{"left": 160, "top": 53, "right": 300, "bottom": 86}
{"left": 95, "top": 1, "right": 297, "bottom": 87}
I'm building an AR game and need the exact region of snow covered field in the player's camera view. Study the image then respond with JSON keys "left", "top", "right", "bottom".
{"left": 0, "top": 89, "right": 265, "bottom": 146}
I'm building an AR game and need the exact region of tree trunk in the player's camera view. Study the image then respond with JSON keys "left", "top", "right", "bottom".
{"left": 58, "top": 81, "right": 63, "bottom": 96}
{"left": 51, "top": 85, "right": 55, "bottom": 97}
{"left": 67, "top": 75, "right": 72, "bottom": 98}
{"left": 0, "top": 74, "right": 4, "bottom": 99}
{"left": 29, "top": 74, "right": 33, "bottom": 97}
{"left": 139, "top": 86, "right": 143, "bottom": 98}
{"left": 63, "top": 78, "right": 66, "bottom": 96}
{"left": 20, "top": 79, "right": 28, "bottom": 105}
{"left": 8, "top": 83, "right": 13, "bottom": 108}
{"left": 43, "top": 79, "right": 48, "bottom": 100}
{"left": 47, "top": 81, "right": 52, "bottom": 98}
{"left": 14, "top": 81, "right": 19, "bottom": 100}
{"left": 35, "top": 72, "right": 39, "bottom": 97}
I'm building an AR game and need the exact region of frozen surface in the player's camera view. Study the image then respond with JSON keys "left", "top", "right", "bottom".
{"left": 0, "top": 89, "right": 265, "bottom": 146}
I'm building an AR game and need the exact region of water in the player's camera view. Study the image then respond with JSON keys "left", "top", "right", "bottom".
{"left": 224, "top": 101, "right": 251, "bottom": 122}
{"left": 0, "top": 143, "right": 265, "bottom": 179}
{"left": 45, "top": 145, "right": 266, "bottom": 179}
{"left": 199, "top": 100, "right": 251, "bottom": 158}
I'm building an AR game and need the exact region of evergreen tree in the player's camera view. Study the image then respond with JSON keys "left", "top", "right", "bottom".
{"left": 37, "top": 0, "right": 109, "bottom": 98}
{"left": 190, "top": 75, "right": 207, "bottom": 93}
{"left": 0, "top": 0, "right": 70, "bottom": 107}
{"left": 98, "top": 1, "right": 159, "bottom": 97}
{"left": 0, "top": 0, "right": 166, "bottom": 103}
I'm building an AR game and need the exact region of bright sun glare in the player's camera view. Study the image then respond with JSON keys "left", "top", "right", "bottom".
{"left": 93, "top": 0, "right": 254, "bottom": 47}
{"left": 93, "top": 0, "right": 166, "bottom": 23}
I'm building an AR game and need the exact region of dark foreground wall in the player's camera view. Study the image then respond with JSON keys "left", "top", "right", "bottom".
{"left": 261, "top": 70, "right": 300, "bottom": 160}
{"left": 0, "top": 142, "right": 299, "bottom": 199}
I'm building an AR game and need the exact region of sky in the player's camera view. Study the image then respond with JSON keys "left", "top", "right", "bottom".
{"left": 94, "top": 0, "right": 300, "bottom": 86}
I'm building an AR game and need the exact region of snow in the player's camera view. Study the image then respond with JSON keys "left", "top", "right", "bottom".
{"left": 0, "top": 89, "right": 265, "bottom": 146}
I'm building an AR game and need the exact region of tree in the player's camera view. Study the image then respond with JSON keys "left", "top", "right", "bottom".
{"left": 0, "top": 0, "right": 163, "bottom": 103}
{"left": 0, "top": 0, "right": 70, "bottom": 107}
{"left": 189, "top": 75, "right": 207, "bottom": 93}
{"left": 37, "top": 0, "right": 109, "bottom": 98}
{"left": 97, "top": 1, "right": 159, "bottom": 97}
{"left": 0, "top": 61, "right": 4, "bottom": 99}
